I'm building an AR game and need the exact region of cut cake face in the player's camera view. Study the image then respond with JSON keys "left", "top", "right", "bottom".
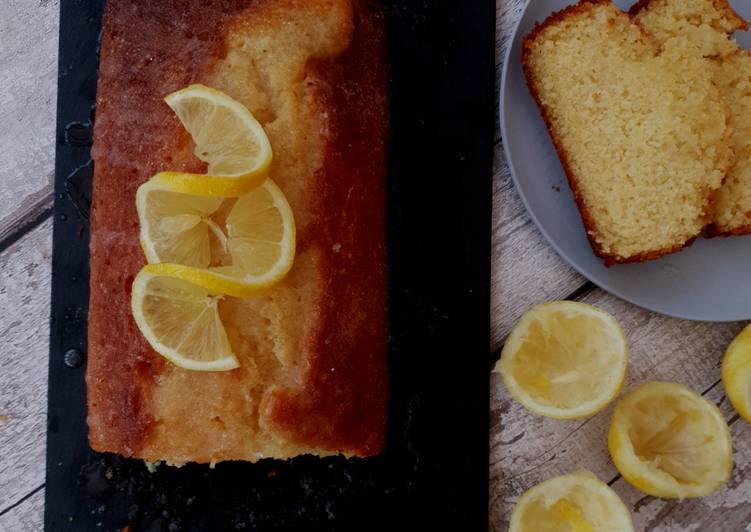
{"left": 523, "top": 0, "right": 732, "bottom": 263}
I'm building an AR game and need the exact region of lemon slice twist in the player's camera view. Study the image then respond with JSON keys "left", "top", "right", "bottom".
{"left": 130, "top": 85, "right": 295, "bottom": 371}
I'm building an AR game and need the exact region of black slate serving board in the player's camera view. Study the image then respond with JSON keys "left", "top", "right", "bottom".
{"left": 45, "top": 0, "right": 496, "bottom": 530}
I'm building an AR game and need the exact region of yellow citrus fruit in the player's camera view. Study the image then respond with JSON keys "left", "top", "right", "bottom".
{"left": 608, "top": 381, "right": 732, "bottom": 498}
{"left": 496, "top": 301, "right": 628, "bottom": 419}
{"left": 509, "top": 471, "right": 633, "bottom": 532}
{"left": 722, "top": 324, "right": 751, "bottom": 423}
{"left": 136, "top": 178, "right": 224, "bottom": 268}
{"left": 138, "top": 179, "right": 295, "bottom": 298}
{"left": 131, "top": 267, "right": 238, "bottom": 371}
{"left": 161, "top": 84, "right": 272, "bottom": 197}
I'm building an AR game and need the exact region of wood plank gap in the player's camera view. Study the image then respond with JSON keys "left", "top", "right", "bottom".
{"left": 700, "top": 377, "right": 722, "bottom": 397}
{"left": 566, "top": 281, "right": 595, "bottom": 302}
{"left": 0, "top": 203, "right": 52, "bottom": 255}
{"left": 0, "top": 484, "right": 44, "bottom": 519}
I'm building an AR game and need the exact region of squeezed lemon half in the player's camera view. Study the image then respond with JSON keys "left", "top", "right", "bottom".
{"left": 509, "top": 471, "right": 633, "bottom": 532}
{"left": 496, "top": 301, "right": 628, "bottom": 419}
{"left": 608, "top": 381, "right": 732, "bottom": 498}
{"left": 722, "top": 324, "right": 751, "bottom": 423}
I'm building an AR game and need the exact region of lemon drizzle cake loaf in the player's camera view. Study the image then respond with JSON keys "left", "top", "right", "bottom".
{"left": 87, "top": 0, "right": 388, "bottom": 463}
{"left": 632, "top": 0, "right": 751, "bottom": 236}
{"left": 522, "top": 0, "right": 733, "bottom": 263}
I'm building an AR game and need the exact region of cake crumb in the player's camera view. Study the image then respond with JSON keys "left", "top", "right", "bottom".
{"left": 143, "top": 460, "right": 163, "bottom": 473}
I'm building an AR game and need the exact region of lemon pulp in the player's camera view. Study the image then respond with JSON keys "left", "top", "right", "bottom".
{"left": 509, "top": 471, "right": 633, "bottom": 532}
{"left": 497, "top": 301, "right": 628, "bottom": 419}
{"left": 608, "top": 381, "right": 732, "bottom": 498}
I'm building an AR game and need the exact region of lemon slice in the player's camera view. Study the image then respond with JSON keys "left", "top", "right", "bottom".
{"left": 495, "top": 301, "right": 628, "bottom": 419}
{"left": 136, "top": 178, "right": 224, "bottom": 268}
{"left": 722, "top": 324, "right": 751, "bottom": 423}
{"left": 140, "top": 179, "right": 296, "bottom": 298}
{"left": 131, "top": 266, "right": 238, "bottom": 371}
{"left": 160, "top": 84, "right": 272, "bottom": 197}
{"left": 608, "top": 381, "right": 732, "bottom": 498}
{"left": 509, "top": 471, "right": 633, "bottom": 532}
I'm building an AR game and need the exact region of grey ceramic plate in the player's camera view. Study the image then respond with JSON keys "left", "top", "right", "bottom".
{"left": 501, "top": 0, "right": 751, "bottom": 322}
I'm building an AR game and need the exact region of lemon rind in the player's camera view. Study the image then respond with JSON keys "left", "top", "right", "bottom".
{"left": 143, "top": 261, "right": 293, "bottom": 299}
{"left": 722, "top": 324, "right": 751, "bottom": 423}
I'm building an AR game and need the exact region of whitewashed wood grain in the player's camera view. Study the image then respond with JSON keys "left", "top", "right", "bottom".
{"left": 490, "top": 0, "right": 586, "bottom": 350}
{"left": 489, "top": 287, "right": 747, "bottom": 531}
{"left": 490, "top": 143, "right": 585, "bottom": 350}
{"left": 0, "top": 0, "right": 59, "bottom": 243}
{"left": 0, "top": 221, "right": 51, "bottom": 512}
{"left": 0, "top": 489, "right": 44, "bottom": 532}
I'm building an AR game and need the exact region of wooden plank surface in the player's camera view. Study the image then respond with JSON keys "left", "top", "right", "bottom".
{"left": 0, "top": 489, "right": 45, "bottom": 532}
{"left": 0, "top": 220, "right": 51, "bottom": 513}
{"left": 0, "top": 0, "right": 59, "bottom": 244}
{"left": 490, "top": 142, "right": 584, "bottom": 349}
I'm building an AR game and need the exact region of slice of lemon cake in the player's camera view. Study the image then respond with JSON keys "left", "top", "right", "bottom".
{"left": 632, "top": 0, "right": 751, "bottom": 236}
{"left": 523, "top": 0, "right": 732, "bottom": 263}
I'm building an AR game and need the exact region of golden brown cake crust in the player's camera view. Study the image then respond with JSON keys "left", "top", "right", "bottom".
{"left": 87, "top": 0, "right": 388, "bottom": 460}
{"left": 521, "top": 0, "right": 723, "bottom": 265}
{"left": 259, "top": 0, "right": 389, "bottom": 455}
{"left": 629, "top": 0, "right": 749, "bottom": 30}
